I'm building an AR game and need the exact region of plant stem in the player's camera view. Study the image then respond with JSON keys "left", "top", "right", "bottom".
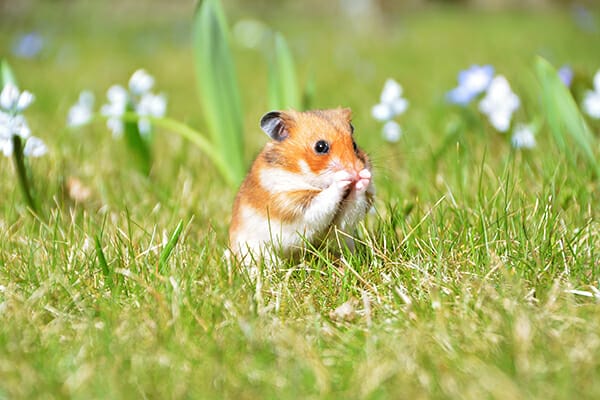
{"left": 12, "top": 135, "right": 38, "bottom": 214}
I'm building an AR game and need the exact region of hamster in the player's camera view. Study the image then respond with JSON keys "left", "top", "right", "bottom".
{"left": 229, "top": 108, "right": 375, "bottom": 264}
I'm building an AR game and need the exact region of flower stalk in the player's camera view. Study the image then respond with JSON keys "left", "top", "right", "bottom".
{"left": 1, "top": 61, "right": 46, "bottom": 214}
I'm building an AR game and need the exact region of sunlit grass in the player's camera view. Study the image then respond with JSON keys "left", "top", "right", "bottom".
{"left": 1, "top": 2, "right": 600, "bottom": 399}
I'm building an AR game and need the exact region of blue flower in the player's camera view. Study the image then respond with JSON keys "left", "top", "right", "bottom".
{"left": 558, "top": 66, "right": 574, "bottom": 88}
{"left": 447, "top": 65, "right": 494, "bottom": 105}
{"left": 572, "top": 5, "right": 598, "bottom": 33}
{"left": 11, "top": 32, "right": 44, "bottom": 59}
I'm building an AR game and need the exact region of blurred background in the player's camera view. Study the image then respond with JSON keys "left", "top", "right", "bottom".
{"left": 0, "top": 0, "right": 599, "bottom": 212}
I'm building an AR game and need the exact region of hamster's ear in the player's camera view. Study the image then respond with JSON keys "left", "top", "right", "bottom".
{"left": 260, "top": 111, "right": 289, "bottom": 141}
{"left": 339, "top": 107, "right": 352, "bottom": 121}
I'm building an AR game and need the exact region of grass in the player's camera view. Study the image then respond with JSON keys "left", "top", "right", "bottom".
{"left": 1, "top": 1, "right": 600, "bottom": 398}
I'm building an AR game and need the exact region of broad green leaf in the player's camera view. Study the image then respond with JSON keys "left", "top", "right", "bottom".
{"left": 123, "top": 124, "right": 151, "bottom": 175}
{"left": 123, "top": 104, "right": 152, "bottom": 176}
{"left": 268, "top": 32, "right": 300, "bottom": 110}
{"left": 535, "top": 56, "right": 600, "bottom": 177}
{"left": 193, "top": 0, "right": 245, "bottom": 187}
{"left": 1, "top": 59, "right": 17, "bottom": 87}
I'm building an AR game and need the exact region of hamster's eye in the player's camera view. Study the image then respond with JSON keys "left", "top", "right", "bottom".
{"left": 352, "top": 140, "right": 358, "bottom": 153}
{"left": 314, "top": 140, "right": 330, "bottom": 155}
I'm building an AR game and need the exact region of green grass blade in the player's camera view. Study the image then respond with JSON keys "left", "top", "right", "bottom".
{"left": 193, "top": 0, "right": 245, "bottom": 187}
{"left": 535, "top": 56, "right": 600, "bottom": 177}
{"left": 268, "top": 32, "right": 300, "bottom": 110}
{"left": 94, "top": 235, "right": 110, "bottom": 279}
{"left": 158, "top": 220, "right": 184, "bottom": 274}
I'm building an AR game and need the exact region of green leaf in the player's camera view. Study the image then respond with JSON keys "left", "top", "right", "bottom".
{"left": 193, "top": 0, "right": 245, "bottom": 187}
{"left": 535, "top": 56, "right": 600, "bottom": 177}
{"left": 123, "top": 104, "right": 152, "bottom": 176}
{"left": 302, "top": 68, "right": 316, "bottom": 111}
{"left": 158, "top": 220, "right": 184, "bottom": 274}
{"left": 268, "top": 32, "right": 300, "bottom": 110}
{"left": 1, "top": 59, "right": 17, "bottom": 87}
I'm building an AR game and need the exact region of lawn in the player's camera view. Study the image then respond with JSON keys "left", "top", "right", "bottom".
{"left": 1, "top": 1, "right": 600, "bottom": 398}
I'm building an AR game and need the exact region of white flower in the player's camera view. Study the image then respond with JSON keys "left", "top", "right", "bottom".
{"left": 101, "top": 71, "right": 167, "bottom": 137}
{"left": 1, "top": 82, "right": 34, "bottom": 112}
{"left": 23, "top": 136, "right": 47, "bottom": 157}
{"left": 511, "top": 124, "right": 536, "bottom": 149}
{"left": 67, "top": 90, "right": 95, "bottom": 128}
{"left": 106, "top": 118, "right": 124, "bottom": 137}
{"left": 584, "top": 92, "right": 600, "bottom": 118}
{"left": 382, "top": 120, "right": 402, "bottom": 142}
{"left": 138, "top": 92, "right": 166, "bottom": 118}
{"left": 0, "top": 139, "right": 12, "bottom": 156}
{"left": 0, "top": 111, "right": 31, "bottom": 141}
{"left": 0, "top": 112, "right": 44, "bottom": 158}
{"left": 0, "top": 83, "right": 45, "bottom": 159}
{"left": 478, "top": 75, "right": 520, "bottom": 132}
{"left": 101, "top": 85, "right": 128, "bottom": 137}
{"left": 582, "top": 70, "right": 600, "bottom": 119}
{"left": 372, "top": 78, "right": 409, "bottom": 122}
{"left": 136, "top": 92, "right": 166, "bottom": 135}
{"left": 129, "top": 69, "right": 154, "bottom": 96}
{"left": 0, "top": 83, "right": 19, "bottom": 110}
{"left": 0, "top": 111, "right": 11, "bottom": 139}
{"left": 380, "top": 79, "right": 402, "bottom": 104}
{"left": 103, "top": 85, "right": 128, "bottom": 115}
{"left": 371, "top": 103, "right": 393, "bottom": 121}
{"left": 16, "top": 91, "right": 34, "bottom": 112}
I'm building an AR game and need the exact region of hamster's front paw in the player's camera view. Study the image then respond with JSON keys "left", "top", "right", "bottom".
{"left": 333, "top": 170, "right": 354, "bottom": 189}
{"left": 354, "top": 169, "right": 371, "bottom": 192}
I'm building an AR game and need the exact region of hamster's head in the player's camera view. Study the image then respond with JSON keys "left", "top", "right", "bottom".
{"left": 259, "top": 108, "right": 370, "bottom": 188}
